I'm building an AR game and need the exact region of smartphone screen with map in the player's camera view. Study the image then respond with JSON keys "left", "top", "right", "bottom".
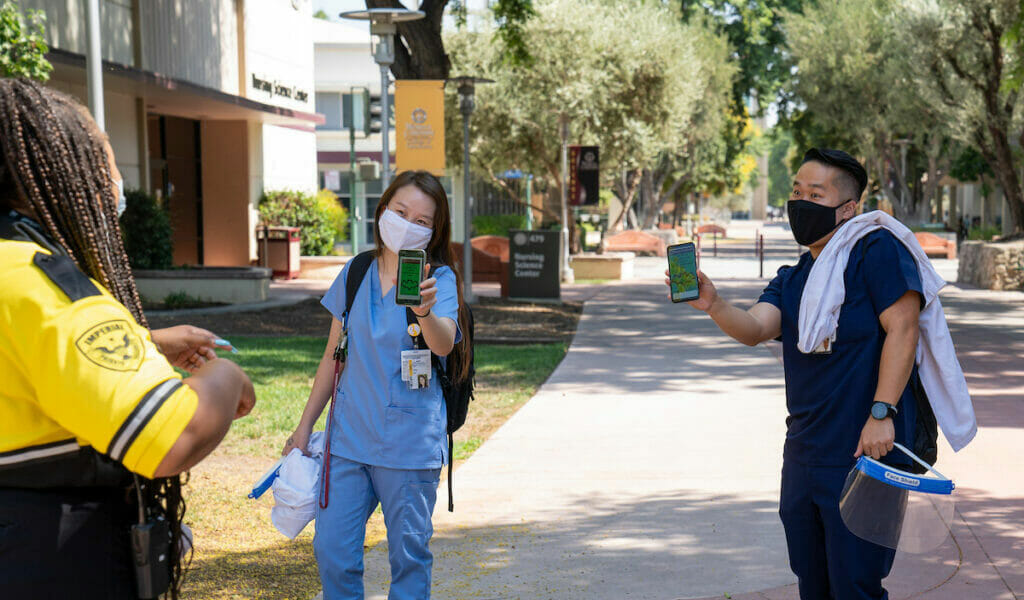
{"left": 668, "top": 242, "right": 699, "bottom": 303}
{"left": 396, "top": 249, "right": 426, "bottom": 306}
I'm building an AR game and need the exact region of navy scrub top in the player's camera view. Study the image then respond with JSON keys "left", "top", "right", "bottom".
{"left": 321, "top": 258, "right": 461, "bottom": 470}
{"left": 758, "top": 229, "right": 923, "bottom": 468}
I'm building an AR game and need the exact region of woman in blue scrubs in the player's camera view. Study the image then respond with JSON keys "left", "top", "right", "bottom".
{"left": 282, "top": 171, "right": 470, "bottom": 600}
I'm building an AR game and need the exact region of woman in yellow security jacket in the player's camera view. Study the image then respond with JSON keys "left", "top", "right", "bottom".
{"left": 0, "top": 78, "right": 256, "bottom": 599}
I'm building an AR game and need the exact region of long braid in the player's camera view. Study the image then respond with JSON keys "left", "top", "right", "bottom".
{"left": 0, "top": 79, "right": 147, "bottom": 325}
{"left": 0, "top": 78, "right": 187, "bottom": 599}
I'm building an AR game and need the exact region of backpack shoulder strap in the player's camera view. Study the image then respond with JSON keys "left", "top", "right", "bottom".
{"left": 343, "top": 251, "right": 376, "bottom": 324}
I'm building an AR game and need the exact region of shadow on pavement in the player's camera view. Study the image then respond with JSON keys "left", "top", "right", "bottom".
{"left": 365, "top": 489, "right": 792, "bottom": 600}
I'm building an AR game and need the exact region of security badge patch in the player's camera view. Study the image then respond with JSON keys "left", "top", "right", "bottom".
{"left": 76, "top": 320, "right": 145, "bottom": 371}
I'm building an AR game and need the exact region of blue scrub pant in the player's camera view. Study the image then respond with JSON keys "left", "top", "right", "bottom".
{"left": 780, "top": 460, "right": 896, "bottom": 600}
{"left": 314, "top": 455, "right": 441, "bottom": 600}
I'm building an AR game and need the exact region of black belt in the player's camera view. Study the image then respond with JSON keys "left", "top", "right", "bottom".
{"left": 0, "top": 442, "right": 133, "bottom": 489}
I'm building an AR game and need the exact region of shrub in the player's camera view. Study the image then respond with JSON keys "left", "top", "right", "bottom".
{"left": 968, "top": 225, "right": 1002, "bottom": 241}
{"left": 259, "top": 189, "right": 347, "bottom": 255}
{"left": 316, "top": 189, "right": 349, "bottom": 243}
{"left": 120, "top": 188, "right": 173, "bottom": 269}
{"left": 472, "top": 214, "right": 528, "bottom": 237}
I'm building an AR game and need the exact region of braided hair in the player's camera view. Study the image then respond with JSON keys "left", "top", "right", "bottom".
{"left": 0, "top": 78, "right": 146, "bottom": 324}
{"left": 0, "top": 78, "right": 189, "bottom": 598}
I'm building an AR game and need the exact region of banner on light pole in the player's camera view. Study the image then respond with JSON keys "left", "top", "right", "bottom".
{"left": 395, "top": 80, "right": 446, "bottom": 176}
{"left": 569, "top": 145, "right": 599, "bottom": 206}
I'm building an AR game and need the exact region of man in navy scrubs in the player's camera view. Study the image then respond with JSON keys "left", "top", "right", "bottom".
{"left": 676, "top": 149, "right": 923, "bottom": 599}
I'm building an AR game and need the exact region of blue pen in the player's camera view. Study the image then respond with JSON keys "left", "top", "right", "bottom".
{"left": 214, "top": 338, "right": 239, "bottom": 354}
{"left": 249, "top": 457, "right": 283, "bottom": 499}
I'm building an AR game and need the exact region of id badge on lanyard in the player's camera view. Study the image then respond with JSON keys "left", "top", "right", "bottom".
{"left": 402, "top": 322, "right": 431, "bottom": 390}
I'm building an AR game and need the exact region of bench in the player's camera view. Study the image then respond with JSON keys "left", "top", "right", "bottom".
{"left": 452, "top": 242, "right": 509, "bottom": 297}
{"left": 914, "top": 232, "right": 956, "bottom": 259}
{"left": 696, "top": 224, "right": 727, "bottom": 238}
{"left": 471, "top": 235, "right": 510, "bottom": 262}
{"left": 605, "top": 230, "right": 668, "bottom": 257}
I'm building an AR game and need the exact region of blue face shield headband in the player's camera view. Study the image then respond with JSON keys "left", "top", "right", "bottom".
{"left": 840, "top": 443, "right": 956, "bottom": 554}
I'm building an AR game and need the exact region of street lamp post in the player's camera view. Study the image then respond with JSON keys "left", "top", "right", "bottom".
{"left": 559, "top": 114, "right": 574, "bottom": 283}
{"left": 340, "top": 8, "right": 425, "bottom": 189}
{"left": 85, "top": 0, "right": 104, "bottom": 131}
{"left": 449, "top": 76, "right": 493, "bottom": 304}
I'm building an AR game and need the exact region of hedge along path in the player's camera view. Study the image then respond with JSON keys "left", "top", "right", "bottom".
{"left": 180, "top": 339, "right": 571, "bottom": 600}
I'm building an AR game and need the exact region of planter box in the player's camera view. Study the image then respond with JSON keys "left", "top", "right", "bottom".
{"left": 134, "top": 266, "right": 272, "bottom": 304}
{"left": 571, "top": 252, "right": 635, "bottom": 280}
{"left": 300, "top": 256, "right": 351, "bottom": 280}
{"left": 958, "top": 240, "right": 1024, "bottom": 291}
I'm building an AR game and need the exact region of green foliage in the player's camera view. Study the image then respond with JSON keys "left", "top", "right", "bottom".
{"left": 316, "top": 189, "right": 349, "bottom": 243}
{"left": 949, "top": 146, "right": 994, "bottom": 183}
{"left": 0, "top": 1, "right": 51, "bottom": 81}
{"left": 969, "top": 225, "right": 1002, "bottom": 241}
{"left": 259, "top": 189, "right": 347, "bottom": 256}
{"left": 445, "top": 0, "right": 735, "bottom": 216}
{"left": 313, "top": 9, "right": 328, "bottom": 20}
{"left": 682, "top": 0, "right": 805, "bottom": 118}
{"left": 491, "top": 0, "right": 538, "bottom": 66}
{"left": 162, "top": 291, "right": 207, "bottom": 310}
{"left": 120, "top": 189, "right": 173, "bottom": 270}
{"left": 767, "top": 128, "right": 794, "bottom": 207}
{"left": 473, "top": 214, "right": 527, "bottom": 237}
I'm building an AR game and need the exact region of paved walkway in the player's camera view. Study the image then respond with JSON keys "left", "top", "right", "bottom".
{"left": 355, "top": 222, "right": 1024, "bottom": 599}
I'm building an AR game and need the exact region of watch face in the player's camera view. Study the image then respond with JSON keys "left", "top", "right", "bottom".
{"left": 871, "top": 403, "right": 889, "bottom": 420}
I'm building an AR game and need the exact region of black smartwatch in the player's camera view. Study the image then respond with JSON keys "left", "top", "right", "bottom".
{"left": 870, "top": 401, "right": 898, "bottom": 421}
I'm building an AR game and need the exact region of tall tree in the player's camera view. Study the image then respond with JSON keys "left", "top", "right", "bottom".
{"left": 444, "top": 0, "right": 732, "bottom": 232}
{"left": 366, "top": 0, "right": 535, "bottom": 80}
{"left": 783, "top": 0, "right": 952, "bottom": 225}
{"left": 0, "top": 0, "right": 51, "bottom": 81}
{"left": 902, "top": 0, "right": 1024, "bottom": 232}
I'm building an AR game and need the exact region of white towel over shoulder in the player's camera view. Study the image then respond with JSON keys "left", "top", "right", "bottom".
{"left": 797, "top": 210, "right": 977, "bottom": 452}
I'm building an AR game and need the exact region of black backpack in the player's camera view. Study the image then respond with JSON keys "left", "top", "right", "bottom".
{"left": 340, "top": 251, "right": 475, "bottom": 511}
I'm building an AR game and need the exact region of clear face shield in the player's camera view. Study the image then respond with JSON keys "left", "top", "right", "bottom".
{"left": 839, "top": 443, "right": 955, "bottom": 553}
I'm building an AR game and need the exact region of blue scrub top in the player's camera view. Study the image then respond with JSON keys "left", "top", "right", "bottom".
{"left": 758, "top": 229, "right": 923, "bottom": 467}
{"left": 320, "top": 258, "right": 462, "bottom": 470}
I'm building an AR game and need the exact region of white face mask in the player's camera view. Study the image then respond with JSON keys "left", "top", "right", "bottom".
{"left": 378, "top": 208, "right": 433, "bottom": 253}
{"left": 114, "top": 177, "right": 126, "bottom": 218}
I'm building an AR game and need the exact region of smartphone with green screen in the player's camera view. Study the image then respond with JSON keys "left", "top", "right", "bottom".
{"left": 668, "top": 242, "right": 700, "bottom": 303}
{"left": 396, "top": 249, "right": 426, "bottom": 306}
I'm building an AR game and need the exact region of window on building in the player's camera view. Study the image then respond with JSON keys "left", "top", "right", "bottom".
{"left": 316, "top": 92, "right": 342, "bottom": 130}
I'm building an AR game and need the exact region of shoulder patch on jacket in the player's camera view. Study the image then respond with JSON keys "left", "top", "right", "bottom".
{"left": 32, "top": 252, "right": 101, "bottom": 302}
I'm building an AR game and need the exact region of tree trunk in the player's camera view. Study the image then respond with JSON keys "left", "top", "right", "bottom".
{"left": 367, "top": 0, "right": 450, "bottom": 80}
{"left": 609, "top": 168, "right": 642, "bottom": 231}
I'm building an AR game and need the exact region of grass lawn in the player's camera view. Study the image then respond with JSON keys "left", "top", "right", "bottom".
{"left": 181, "top": 337, "right": 568, "bottom": 600}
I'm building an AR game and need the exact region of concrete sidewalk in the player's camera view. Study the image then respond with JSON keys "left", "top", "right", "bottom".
{"left": 364, "top": 276, "right": 796, "bottom": 599}
{"left": 359, "top": 226, "right": 1023, "bottom": 599}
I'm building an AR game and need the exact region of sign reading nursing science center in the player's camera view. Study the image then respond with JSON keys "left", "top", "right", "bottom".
{"left": 509, "top": 230, "right": 560, "bottom": 301}
{"left": 395, "top": 80, "right": 446, "bottom": 176}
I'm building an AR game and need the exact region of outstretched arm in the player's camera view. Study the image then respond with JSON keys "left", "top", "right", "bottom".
{"left": 666, "top": 269, "right": 781, "bottom": 346}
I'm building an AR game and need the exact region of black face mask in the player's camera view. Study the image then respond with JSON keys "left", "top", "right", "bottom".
{"left": 787, "top": 199, "right": 852, "bottom": 246}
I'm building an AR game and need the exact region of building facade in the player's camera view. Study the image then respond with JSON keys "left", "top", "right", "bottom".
{"left": 22, "top": 0, "right": 321, "bottom": 266}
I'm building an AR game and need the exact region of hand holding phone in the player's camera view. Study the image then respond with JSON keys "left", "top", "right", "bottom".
{"left": 396, "top": 249, "right": 427, "bottom": 306}
{"left": 667, "top": 242, "right": 700, "bottom": 303}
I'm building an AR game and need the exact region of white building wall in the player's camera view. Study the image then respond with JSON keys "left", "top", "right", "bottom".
{"left": 244, "top": 0, "right": 316, "bottom": 113}
{"left": 42, "top": 80, "right": 142, "bottom": 189}
{"left": 20, "top": 0, "right": 134, "bottom": 65}
{"left": 262, "top": 125, "right": 318, "bottom": 194}
{"left": 140, "top": 0, "right": 240, "bottom": 94}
